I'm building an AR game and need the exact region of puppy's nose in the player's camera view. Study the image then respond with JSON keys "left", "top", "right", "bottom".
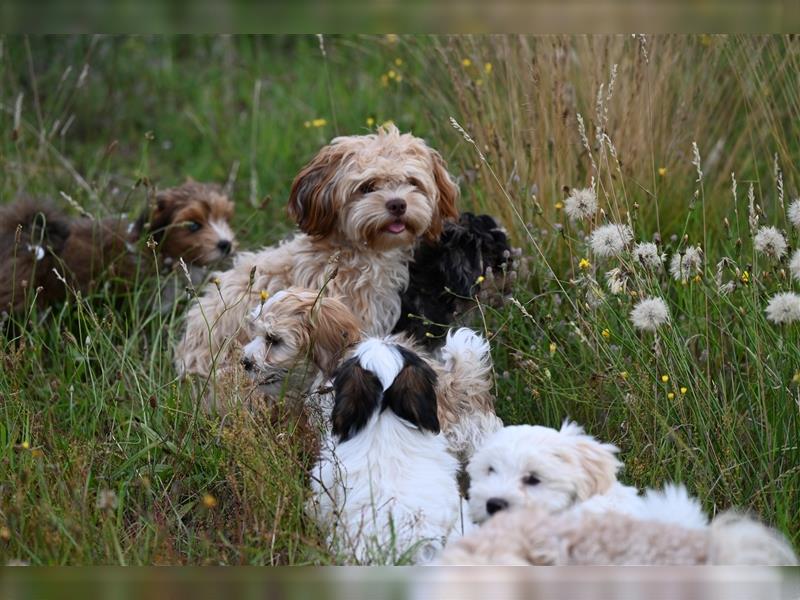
{"left": 217, "top": 240, "right": 232, "bottom": 255}
{"left": 241, "top": 357, "right": 254, "bottom": 371}
{"left": 385, "top": 198, "right": 407, "bottom": 216}
{"left": 486, "top": 497, "right": 509, "bottom": 515}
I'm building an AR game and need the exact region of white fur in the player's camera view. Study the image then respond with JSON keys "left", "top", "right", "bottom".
{"left": 467, "top": 422, "right": 708, "bottom": 530}
{"left": 354, "top": 338, "right": 404, "bottom": 390}
{"left": 439, "top": 327, "right": 491, "bottom": 371}
{"left": 209, "top": 218, "right": 235, "bottom": 244}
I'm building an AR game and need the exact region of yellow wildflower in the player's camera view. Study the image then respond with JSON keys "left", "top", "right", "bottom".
{"left": 462, "top": 58, "right": 472, "bottom": 67}
{"left": 366, "top": 117, "right": 375, "bottom": 127}
{"left": 680, "top": 386, "right": 688, "bottom": 395}
{"left": 385, "top": 34, "right": 398, "bottom": 44}
{"left": 667, "top": 392, "right": 675, "bottom": 400}
{"left": 578, "top": 258, "right": 591, "bottom": 270}
{"left": 549, "top": 342, "right": 557, "bottom": 355}
{"left": 394, "top": 57, "right": 403, "bottom": 66}
{"left": 484, "top": 62, "right": 493, "bottom": 74}
{"left": 661, "top": 374, "right": 669, "bottom": 383}
{"left": 555, "top": 201, "right": 563, "bottom": 210}
{"left": 260, "top": 290, "right": 269, "bottom": 302}
{"left": 21, "top": 441, "right": 29, "bottom": 450}
{"left": 202, "top": 493, "right": 218, "bottom": 509}
{"left": 740, "top": 270, "right": 750, "bottom": 284}
{"left": 601, "top": 328, "right": 611, "bottom": 339}
{"left": 693, "top": 274, "right": 702, "bottom": 283}
{"left": 303, "top": 121, "right": 311, "bottom": 128}
{"left": 311, "top": 118, "right": 327, "bottom": 128}
{"left": 658, "top": 167, "right": 667, "bottom": 177}
{"left": 620, "top": 371, "right": 629, "bottom": 380}
{"left": 475, "top": 275, "right": 485, "bottom": 284}
{"left": 387, "top": 69, "right": 396, "bottom": 79}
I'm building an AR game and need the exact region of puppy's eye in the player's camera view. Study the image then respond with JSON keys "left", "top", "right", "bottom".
{"left": 185, "top": 221, "right": 202, "bottom": 233}
{"left": 264, "top": 333, "right": 281, "bottom": 346}
{"left": 487, "top": 466, "right": 495, "bottom": 475}
{"left": 408, "top": 177, "right": 422, "bottom": 189}
{"left": 358, "top": 180, "right": 376, "bottom": 195}
{"left": 522, "top": 474, "right": 540, "bottom": 486}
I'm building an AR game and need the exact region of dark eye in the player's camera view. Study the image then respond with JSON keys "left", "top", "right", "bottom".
{"left": 408, "top": 177, "right": 422, "bottom": 189}
{"left": 522, "top": 474, "right": 540, "bottom": 486}
{"left": 358, "top": 180, "right": 376, "bottom": 195}
{"left": 264, "top": 333, "right": 281, "bottom": 345}
{"left": 186, "top": 221, "right": 201, "bottom": 233}
{"left": 487, "top": 466, "right": 495, "bottom": 475}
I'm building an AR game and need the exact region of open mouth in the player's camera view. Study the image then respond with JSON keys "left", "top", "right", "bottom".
{"left": 384, "top": 220, "right": 407, "bottom": 234}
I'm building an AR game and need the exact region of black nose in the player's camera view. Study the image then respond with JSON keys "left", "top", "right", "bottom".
{"left": 217, "top": 240, "right": 232, "bottom": 255}
{"left": 385, "top": 198, "right": 407, "bottom": 216}
{"left": 486, "top": 497, "right": 509, "bottom": 515}
{"left": 241, "top": 357, "right": 254, "bottom": 371}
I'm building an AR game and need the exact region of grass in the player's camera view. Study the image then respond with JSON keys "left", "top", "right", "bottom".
{"left": 0, "top": 34, "right": 798, "bottom": 565}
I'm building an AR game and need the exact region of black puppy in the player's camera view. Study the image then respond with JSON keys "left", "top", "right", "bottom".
{"left": 394, "top": 212, "right": 512, "bottom": 346}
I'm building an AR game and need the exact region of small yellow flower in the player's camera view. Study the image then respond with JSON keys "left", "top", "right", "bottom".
{"left": 661, "top": 374, "right": 669, "bottom": 383}
{"left": 462, "top": 58, "right": 472, "bottom": 67}
{"left": 693, "top": 274, "right": 702, "bottom": 283}
{"left": 578, "top": 258, "right": 591, "bottom": 270}
{"left": 394, "top": 57, "right": 403, "bottom": 66}
{"left": 549, "top": 342, "right": 557, "bottom": 355}
{"left": 21, "top": 441, "right": 29, "bottom": 450}
{"left": 620, "top": 371, "right": 629, "bottom": 380}
{"left": 395, "top": 74, "right": 403, "bottom": 83}
{"left": 303, "top": 120, "right": 311, "bottom": 128}
{"left": 475, "top": 275, "right": 485, "bottom": 284}
{"left": 387, "top": 69, "right": 396, "bottom": 79}
{"left": 202, "top": 493, "right": 218, "bottom": 509}
{"left": 630, "top": 290, "right": 638, "bottom": 297}
{"left": 658, "top": 167, "right": 667, "bottom": 177}
{"left": 385, "top": 34, "right": 398, "bottom": 44}
{"left": 680, "top": 386, "right": 688, "bottom": 395}
{"left": 554, "top": 201, "right": 563, "bottom": 210}
{"left": 260, "top": 290, "right": 269, "bottom": 302}
{"left": 667, "top": 392, "right": 675, "bottom": 400}
{"left": 311, "top": 118, "right": 327, "bottom": 128}
{"left": 366, "top": 117, "right": 375, "bottom": 127}
{"left": 700, "top": 34, "right": 712, "bottom": 47}
{"left": 484, "top": 62, "right": 493, "bottom": 74}
{"left": 601, "top": 328, "right": 611, "bottom": 339}
{"left": 740, "top": 270, "right": 750, "bottom": 284}
{"left": 425, "top": 332, "right": 434, "bottom": 338}
{"left": 213, "top": 277, "right": 221, "bottom": 287}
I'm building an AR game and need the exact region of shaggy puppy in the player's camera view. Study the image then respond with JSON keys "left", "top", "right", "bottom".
{"left": 466, "top": 422, "right": 707, "bottom": 528}
{"left": 0, "top": 181, "right": 235, "bottom": 313}
{"left": 437, "top": 504, "right": 798, "bottom": 566}
{"left": 239, "top": 288, "right": 500, "bottom": 459}
{"left": 174, "top": 124, "right": 459, "bottom": 378}
{"left": 394, "top": 212, "right": 513, "bottom": 347}
{"left": 308, "top": 337, "right": 465, "bottom": 564}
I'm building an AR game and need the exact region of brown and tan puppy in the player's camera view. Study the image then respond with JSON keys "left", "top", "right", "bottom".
{"left": 0, "top": 181, "right": 235, "bottom": 312}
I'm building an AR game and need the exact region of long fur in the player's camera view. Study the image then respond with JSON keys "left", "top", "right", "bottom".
{"left": 174, "top": 124, "right": 460, "bottom": 379}
{"left": 0, "top": 181, "right": 234, "bottom": 313}
{"left": 309, "top": 337, "right": 464, "bottom": 564}
{"left": 437, "top": 504, "right": 798, "bottom": 566}
{"left": 466, "top": 421, "right": 707, "bottom": 529}
{"left": 394, "top": 212, "right": 512, "bottom": 347}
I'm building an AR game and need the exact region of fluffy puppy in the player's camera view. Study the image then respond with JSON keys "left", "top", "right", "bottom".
{"left": 174, "top": 124, "right": 459, "bottom": 378}
{"left": 394, "top": 212, "right": 513, "bottom": 347}
{"left": 0, "top": 181, "right": 235, "bottom": 313}
{"left": 466, "top": 422, "right": 707, "bottom": 529}
{"left": 438, "top": 503, "right": 798, "bottom": 566}
{"left": 308, "top": 337, "right": 465, "bottom": 564}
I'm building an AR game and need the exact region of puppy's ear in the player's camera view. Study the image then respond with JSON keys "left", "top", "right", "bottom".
{"left": 140, "top": 189, "right": 183, "bottom": 243}
{"left": 288, "top": 144, "right": 348, "bottom": 238}
{"left": 560, "top": 421, "right": 621, "bottom": 499}
{"left": 382, "top": 347, "right": 440, "bottom": 434}
{"left": 331, "top": 357, "right": 382, "bottom": 442}
{"left": 310, "top": 297, "right": 362, "bottom": 376}
{"left": 425, "top": 148, "right": 460, "bottom": 242}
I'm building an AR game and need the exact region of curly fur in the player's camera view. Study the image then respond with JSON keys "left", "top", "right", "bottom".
{"left": 175, "top": 124, "right": 459, "bottom": 379}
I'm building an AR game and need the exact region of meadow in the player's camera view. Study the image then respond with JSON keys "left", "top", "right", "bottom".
{"left": 0, "top": 34, "right": 798, "bottom": 565}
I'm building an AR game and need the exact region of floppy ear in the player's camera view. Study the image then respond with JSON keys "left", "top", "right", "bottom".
{"left": 331, "top": 357, "right": 382, "bottom": 442}
{"left": 560, "top": 421, "right": 621, "bottom": 499}
{"left": 382, "top": 347, "right": 440, "bottom": 434}
{"left": 287, "top": 143, "right": 348, "bottom": 238}
{"left": 425, "top": 148, "right": 460, "bottom": 242}
{"left": 310, "top": 297, "right": 362, "bottom": 376}
{"left": 139, "top": 189, "right": 184, "bottom": 243}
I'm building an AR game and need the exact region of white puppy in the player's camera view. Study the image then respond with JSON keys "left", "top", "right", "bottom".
{"left": 309, "top": 338, "right": 466, "bottom": 564}
{"left": 466, "top": 421, "right": 708, "bottom": 528}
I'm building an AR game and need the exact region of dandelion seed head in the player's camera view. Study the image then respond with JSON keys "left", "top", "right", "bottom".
{"left": 632, "top": 242, "right": 665, "bottom": 270}
{"left": 564, "top": 187, "right": 598, "bottom": 221}
{"left": 753, "top": 226, "right": 787, "bottom": 260}
{"left": 590, "top": 223, "right": 633, "bottom": 257}
{"left": 630, "top": 297, "right": 670, "bottom": 332}
{"left": 765, "top": 292, "right": 800, "bottom": 325}
{"left": 788, "top": 198, "right": 800, "bottom": 229}
{"left": 605, "top": 267, "right": 629, "bottom": 295}
{"left": 669, "top": 245, "right": 704, "bottom": 281}
{"left": 790, "top": 249, "right": 800, "bottom": 282}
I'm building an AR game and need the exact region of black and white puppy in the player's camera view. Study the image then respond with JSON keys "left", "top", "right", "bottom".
{"left": 394, "top": 212, "right": 513, "bottom": 347}
{"left": 308, "top": 337, "right": 465, "bottom": 564}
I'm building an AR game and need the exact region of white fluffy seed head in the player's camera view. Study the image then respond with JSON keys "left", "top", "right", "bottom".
{"left": 604, "top": 267, "right": 628, "bottom": 295}
{"left": 669, "top": 246, "right": 704, "bottom": 281}
{"left": 590, "top": 223, "right": 633, "bottom": 258}
{"left": 564, "top": 187, "right": 598, "bottom": 221}
{"left": 630, "top": 297, "right": 671, "bottom": 332}
{"left": 787, "top": 198, "right": 800, "bottom": 229}
{"left": 753, "top": 226, "right": 787, "bottom": 261}
{"left": 765, "top": 292, "right": 800, "bottom": 325}
{"left": 790, "top": 249, "right": 800, "bottom": 283}
{"left": 632, "top": 242, "right": 665, "bottom": 270}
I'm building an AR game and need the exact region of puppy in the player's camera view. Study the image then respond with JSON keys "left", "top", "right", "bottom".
{"left": 174, "top": 124, "right": 459, "bottom": 378}
{"left": 0, "top": 181, "right": 235, "bottom": 313}
{"left": 308, "top": 337, "right": 465, "bottom": 564}
{"left": 438, "top": 503, "right": 798, "bottom": 566}
{"left": 394, "top": 212, "right": 514, "bottom": 347}
{"left": 239, "top": 287, "right": 500, "bottom": 459}
{"left": 466, "top": 421, "right": 708, "bottom": 528}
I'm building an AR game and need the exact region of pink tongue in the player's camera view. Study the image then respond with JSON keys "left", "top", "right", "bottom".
{"left": 387, "top": 222, "right": 406, "bottom": 234}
